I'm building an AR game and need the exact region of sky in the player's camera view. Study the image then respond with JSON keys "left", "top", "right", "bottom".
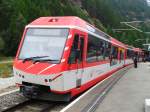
{"left": 147, "top": 0, "right": 150, "bottom": 3}
{"left": 147, "top": 0, "right": 150, "bottom": 6}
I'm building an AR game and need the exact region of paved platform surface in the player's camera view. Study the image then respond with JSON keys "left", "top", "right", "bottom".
{"left": 96, "top": 63, "right": 150, "bottom": 112}
{"left": 61, "top": 65, "right": 131, "bottom": 112}
{"left": 0, "top": 77, "right": 15, "bottom": 90}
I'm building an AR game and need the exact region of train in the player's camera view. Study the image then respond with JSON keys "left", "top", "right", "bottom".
{"left": 13, "top": 16, "right": 143, "bottom": 101}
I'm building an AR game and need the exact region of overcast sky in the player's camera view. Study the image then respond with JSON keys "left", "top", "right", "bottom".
{"left": 147, "top": 0, "right": 150, "bottom": 2}
{"left": 147, "top": 0, "right": 150, "bottom": 6}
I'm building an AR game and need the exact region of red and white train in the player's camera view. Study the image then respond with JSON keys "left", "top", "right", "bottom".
{"left": 13, "top": 16, "right": 142, "bottom": 101}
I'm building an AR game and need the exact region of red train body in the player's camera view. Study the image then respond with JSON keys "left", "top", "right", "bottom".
{"left": 13, "top": 16, "right": 141, "bottom": 101}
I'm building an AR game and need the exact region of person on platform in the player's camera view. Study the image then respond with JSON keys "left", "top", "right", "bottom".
{"left": 133, "top": 56, "right": 137, "bottom": 68}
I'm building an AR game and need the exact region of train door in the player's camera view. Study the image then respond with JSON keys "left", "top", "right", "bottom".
{"left": 110, "top": 45, "right": 118, "bottom": 66}
{"left": 124, "top": 49, "right": 127, "bottom": 64}
{"left": 68, "top": 33, "right": 85, "bottom": 88}
{"left": 119, "top": 48, "right": 125, "bottom": 65}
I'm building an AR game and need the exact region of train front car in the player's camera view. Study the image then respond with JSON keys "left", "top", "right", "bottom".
{"left": 13, "top": 17, "right": 77, "bottom": 101}
{"left": 13, "top": 16, "right": 133, "bottom": 102}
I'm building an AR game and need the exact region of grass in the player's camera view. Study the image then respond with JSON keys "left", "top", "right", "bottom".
{"left": 0, "top": 57, "right": 13, "bottom": 61}
{"left": 0, "top": 58, "right": 13, "bottom": 78}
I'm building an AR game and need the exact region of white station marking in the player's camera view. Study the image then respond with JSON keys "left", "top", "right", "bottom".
{"left": 60, "top": 68, "right": 123, "bottom": 112}
{"left": 145, "top": 99, "right": 150, "bottom": 112}
{"left": 0, "top": 89, "right": 19, "bottom": 97}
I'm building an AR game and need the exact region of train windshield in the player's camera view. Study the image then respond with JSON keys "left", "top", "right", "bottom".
{"left": 19, "top": 28, "right": 69, "bottom": 63}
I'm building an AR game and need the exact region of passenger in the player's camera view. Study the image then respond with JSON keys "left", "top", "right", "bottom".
{"left": 109, "top": 54, "right": 113, "bottom": 66}
{"left": 133, "top": 57, "right": 137, "bottom": 68}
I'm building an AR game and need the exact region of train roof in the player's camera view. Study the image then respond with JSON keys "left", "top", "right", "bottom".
{"left": 125, "top": 44, "right": 143, "bottom": 52}
{"left": 111, "top": 37, "right": 127, "bottom": 49}
{"left": 26, "top": 16, "right": 110, "bottom": 40}
{"left": 26, "top": 16, "right": 132, "bottom": 49}
{"left": 28, "top": 16, "right": 86, "bottom": 27}
{"left": 133, "top": 48, "right": 143, "bottom": 52}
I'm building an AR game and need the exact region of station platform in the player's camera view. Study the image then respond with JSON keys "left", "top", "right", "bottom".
{"left": 96, "top": 62, "right": 150, "bottom": 112}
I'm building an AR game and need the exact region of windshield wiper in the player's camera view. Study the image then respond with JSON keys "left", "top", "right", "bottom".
{"left": 33, "top": 59, "right": 59, "bottom": 64}
{"left": 22, "top": 56, "right": 49, "bottom": 63}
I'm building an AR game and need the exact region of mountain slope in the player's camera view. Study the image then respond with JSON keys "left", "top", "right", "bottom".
{"left": 81, "top": 0, "right": 150, "bottom": 48}
{"left": 0, "top": 0, "right": 150, "bottom": 56}
{"left": 0, "top": 0, "right": 105, "bottom": 56}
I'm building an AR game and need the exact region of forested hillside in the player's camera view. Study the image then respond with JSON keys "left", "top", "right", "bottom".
{"left": 82, "top": 0, "right": 150, "bottom": 48}
{"left": 0, "top": 0, "right": 150, "bottom": 56}
{"left": 0, "top": 0, "right": 106, "bottom": 56}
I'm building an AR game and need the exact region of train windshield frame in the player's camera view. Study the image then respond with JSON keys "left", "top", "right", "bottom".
{"left": 18, "top": 28, "right": 69, "bottom": 63}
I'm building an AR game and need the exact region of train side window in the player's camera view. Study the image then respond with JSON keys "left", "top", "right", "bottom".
{"left": 96, "top": 40, "right": 105, "bottom": 61}
{"left": 111, "top": 46, "right": 118, "bottom": 59}
{"left": 120, "top": 50, "right": 124, "bottom": 60}
{"left": 68, "top": 34, "right": 79, "bottom": 64}
{"left": 86, "top": 34, "right": 105, "bottom": 62}
{"left": 79, "top": 37, "right": 84, "bottom": 62}
{"left": 104, "top": 42, "right": 111, "bottom": 59}
{"left": 110, "top": 46, "right": 118, "bottom": 66}
{"left": 87, "top": 35, "right": 97, "bottom": 62}
{"left": 127, "top": 50, "right": 134, "bottom": 59}
{"left": 68, "top": 34, "right": 84, "bottom": 64}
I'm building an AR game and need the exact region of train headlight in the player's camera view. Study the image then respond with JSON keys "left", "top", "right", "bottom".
{"left": 15, "top": 71, "right": 25, "bottom": 78}
{"left": 44, "top": 79, "right": 48, "bottom": 83}
{"left": 22, "top": 75, "right": 25, "bottom": 78}
{"left": 19, "top": 74, "right": 21, "bottom": 77}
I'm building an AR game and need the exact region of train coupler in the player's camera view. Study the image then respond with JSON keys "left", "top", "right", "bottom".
{"left": 21, "top": 85, "right": 40, "bottom": 99}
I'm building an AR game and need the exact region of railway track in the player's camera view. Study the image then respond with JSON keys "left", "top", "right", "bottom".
{"left": 0, "top": 91, "right": 68, "bottom": 112}
{"left": 2, "top": 99, "right": 68, "bottom": 112}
